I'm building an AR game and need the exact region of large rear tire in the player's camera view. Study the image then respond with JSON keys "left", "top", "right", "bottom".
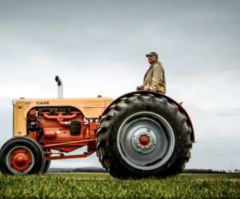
{"left": 0, "top": 137, "right": 46, "bottom": 175}
{"left": 97, "top": 93, "right": 193, "bottom": 179}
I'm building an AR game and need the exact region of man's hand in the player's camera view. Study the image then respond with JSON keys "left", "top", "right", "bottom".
{"left": 136, "top": 86, "right": 143, "bottom": 91}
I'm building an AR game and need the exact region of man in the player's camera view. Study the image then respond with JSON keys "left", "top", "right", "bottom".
{"left": 137, "top": 52, "right": 166, "bottom": 94}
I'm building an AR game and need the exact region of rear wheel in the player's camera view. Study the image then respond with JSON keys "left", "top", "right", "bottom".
{"left": 0, "top": 137, "right": 46, "bottom": 175}
{"left": 97, "top": 93, "right": 193, "bottom": 178}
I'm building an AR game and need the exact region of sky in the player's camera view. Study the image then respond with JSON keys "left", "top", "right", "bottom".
{"left": 0, "top": 0, "right": 239, "bottom": 170}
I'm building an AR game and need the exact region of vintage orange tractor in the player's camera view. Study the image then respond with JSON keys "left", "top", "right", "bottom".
{"left": 0, "top": 76, "right": 194, "bottom": 178}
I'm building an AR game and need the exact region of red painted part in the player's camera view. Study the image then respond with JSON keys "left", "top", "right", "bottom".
{"left": 42, "top": 139, "right": 96, "bottom": 148}
{"left": 38, "top": 113, "right": 92, "bottom": 143}
{"left": 139, "top": 135, "right": 150, "bottom": 146}
{"left": 101, "top": 91, "right": 195, "bottom": 142}
{"left": 41, "top": 138, "right": 96, "bottom": 153}
{"left": 43, "top": 147, "right": 94, "bottom": 161}
{"left": 10, "top": 149, "right": 32, "bottom": 172}
{"left": 44, "top": 131, "right": 57, "bottom": 139}
{"left": 44, "top": 151, "right": 52, "bottom": 155}
{"left": 42, "top": 144, "right": 96, "bottom": 160}
{"left": 43, "top": 112, "right": 77, "bottom": 126}
{"left": 43, "top": 112, "right": 78, "bottom": 121}
{"left": 27, "top": 131, "right": 39, "bottom": 140}
{"left": 87, "top": 141, "right": 97, "bottom": 155}
{"left": 27, "top": 109, "right": 98, "bottom": 157}
{"left": 48, "top": 146, "right": 83, "bottom": 153}
{"left": 46, "top": 153, "right": 88, "bottom": 160}
{"left": 29, "top": 109, "right": 36, "bottom": 115}
{"left": 59, "top": 121, "right": 71, "bottom": 126}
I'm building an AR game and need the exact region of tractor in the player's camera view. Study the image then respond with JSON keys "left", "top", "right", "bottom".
{"left": 0, "top": 76, "right": 195, "bottom": 178}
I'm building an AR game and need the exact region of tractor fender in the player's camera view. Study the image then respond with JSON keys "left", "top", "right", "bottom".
{"left": 101, "top": 91, "right": 195, "bottom": 143}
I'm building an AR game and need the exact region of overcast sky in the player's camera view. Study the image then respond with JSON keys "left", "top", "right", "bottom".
{"left": 0, "top": 0, "right": 239, "bottom": 170}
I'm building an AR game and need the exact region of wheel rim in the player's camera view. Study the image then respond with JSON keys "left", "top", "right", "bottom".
{"left": 117, "top": 111, "right": 175, "bottom": 170}
{"left": 6, "top": 146, "right": 34, "bottom": 174}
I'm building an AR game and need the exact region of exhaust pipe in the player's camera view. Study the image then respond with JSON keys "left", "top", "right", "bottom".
{"left": 55, "top": 75, "right": 63, "bottom": 98}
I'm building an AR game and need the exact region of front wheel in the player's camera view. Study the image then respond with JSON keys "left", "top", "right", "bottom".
{"left": 0, "top": 137, "right": 46, "bottom": 175}
{"left": 97, "top": 93, "right": 193, "bottom": 178}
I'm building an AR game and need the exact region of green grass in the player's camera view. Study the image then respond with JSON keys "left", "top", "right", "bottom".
{"left": 0, "top": 172, "right": 239, "bottom": 198}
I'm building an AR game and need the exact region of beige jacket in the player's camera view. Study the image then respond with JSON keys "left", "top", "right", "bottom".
{"left": 143, "top": 62, "right": 166, "bottom": 94}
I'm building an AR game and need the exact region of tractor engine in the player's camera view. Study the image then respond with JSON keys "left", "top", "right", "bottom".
{"left": 27, "top": 107, "right": 98, "bottom": 153}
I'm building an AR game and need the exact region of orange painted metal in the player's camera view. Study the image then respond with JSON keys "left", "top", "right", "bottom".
{"left": 13, "top": 97, "right": 113, "bottom": 137}
{"left": 87, "top": 141, "right": 97, "bottom": 155}
{"left": 43, "top": 112, "right": 78, "bottom": 121}
{"left": 89, "top": 122, "right": 98, "bottom": 138}
{"left": 44, "top": 151, "right": 52, "bottom": 155}
{"left": 45, "top": 153, "right": 88, "bottom": 160}
{"left": 27, "top": 109, "right": 98, "bottom": 159}
{"left": 42, "top": 139, "right": 96, "bottom": 148}
{"left": 139, "top": 135, "right": 150, "bottom": 146}
{"left": 43, "top": 112, "right": 77, "bottom": 127}
{"left": 43, "top": 150, "right": 90, "bottom": 160}
{"left": 29, "top": 109, "right": 36, "bottom": 115}
{"left": 58, "top": 121, "right": 71, "bottom": 126}
{"left": 27, "top": 131, "right": 39, "bottom": 140}
{"left": 44, "top": 131, "right": 57, "bottom": 138}
{"left": 10, "top": 149, "right": 32, "bottom": 172}
{"left": 39, "top": 112, "right": 87, "bottom": 143}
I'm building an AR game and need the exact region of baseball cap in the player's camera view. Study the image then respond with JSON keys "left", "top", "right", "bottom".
{"left": 146, "top": 52, "right": 158, "bottom": 57}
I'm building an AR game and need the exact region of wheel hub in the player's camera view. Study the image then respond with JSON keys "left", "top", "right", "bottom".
{"left": 139, "top": 135, "right": 150, "bottom": 146}
{"left": 10, "top": 149, "right": 33, "bottom": 172}
{"left": 118, "top": 111, "right": 175, "bottom": 170}
{"left": 131, "top": 127, "right": 157, "bottom": 153}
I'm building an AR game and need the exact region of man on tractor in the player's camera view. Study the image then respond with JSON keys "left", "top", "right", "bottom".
{"left": 137, "top": 52, "right": 166, "bottom": 94}
{"left": 0, "top": 55, "right": 194, "bottom": 178}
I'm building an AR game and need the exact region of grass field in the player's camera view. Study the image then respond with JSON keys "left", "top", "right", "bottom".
{"left": 0, "top": 172, "right": 239, "bottom": 198}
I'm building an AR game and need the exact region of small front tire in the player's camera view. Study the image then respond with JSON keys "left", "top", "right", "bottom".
{"left": 0, "top": 137, "right": 46, "bottom": 175}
